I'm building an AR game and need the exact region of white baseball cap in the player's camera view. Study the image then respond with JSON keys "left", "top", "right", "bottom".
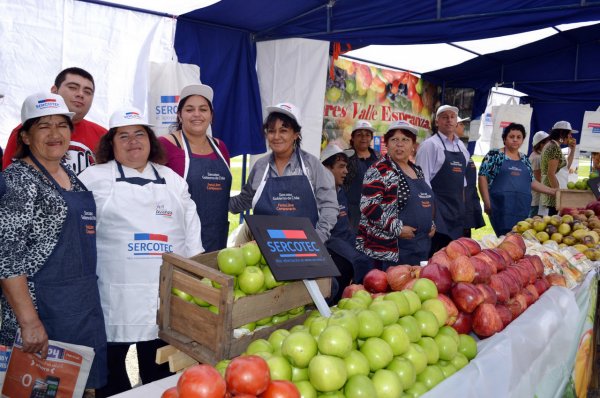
{"left": 351, "top": 120, "right": 375, "bottom": 134}
{"left": 532, "top": 131, "right": 549, "bottom": 147}
{"left": 321, "top": 143, "right": 353, "bottom": 163}
{"left": 266, "top": 103, "right": 301, "bottom": 125}
{"left": 386, "top": 120, "right": 418, "bottom": 136}
{"left": 180, "top": 84, "right": 214, "bottom": 104}
{"left": 552, "top": 120, "right": 578, "bottom": 133}
{"left": 109, "top": 107, "right": 152, "bottom": 129}
{"left": 436, "top": 105, "right": 459, "bottom": 118}
{"left": 21, "top": 92, "right": 75, "bottom": 123}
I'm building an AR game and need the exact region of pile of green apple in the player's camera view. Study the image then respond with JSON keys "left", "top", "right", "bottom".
{"left": 566, "top": 178, "right": 591, "bottom": 190}
{"left": 217, "top": 279, "right": 477, "bottom": 397}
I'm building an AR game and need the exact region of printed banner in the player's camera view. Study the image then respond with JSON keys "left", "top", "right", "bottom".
{"left": 322, "top": 58, "right": 440, "bottom": 154}
{"left": 578, "top": 110, "right": 600, "bottom": 152}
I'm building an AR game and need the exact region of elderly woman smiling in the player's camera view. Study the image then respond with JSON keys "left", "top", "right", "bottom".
{"left": 357, "top": 120, "right": 436, "bottom": 268}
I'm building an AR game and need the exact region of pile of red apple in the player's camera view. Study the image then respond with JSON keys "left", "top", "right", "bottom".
{"left": 353, "top": 235, "right": 567, "bottom": 338}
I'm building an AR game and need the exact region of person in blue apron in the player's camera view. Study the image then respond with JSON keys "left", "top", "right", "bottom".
{"left": 343, "top": 120, "right": 379, "bottom": 233}
{"left": 478, "top": 123, "right": 557, "bottom": 236}
{"left": 79, "top": 108, "right": 203, "bottom": 397}
{"left": 159, "top": 84, "right": 232, "bottom": 252}
{"left": 229, "top": 102, "right": 338, "bottom": 244}
{"left": 0, "top": 92, "right": 107, "bottom": 393}
{"left": 356, "top": 121, "right": 436, "bottom": 269}
{"left": 416, "top": 105, "right": 470, "bottom": 255}
{"left": 321, "top": 143, "right": 374, "bottom": 303}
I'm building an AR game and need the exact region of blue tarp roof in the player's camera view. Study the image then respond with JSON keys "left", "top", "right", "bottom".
{"left": 174, "top": 0, "right": 600, "bottom": 156}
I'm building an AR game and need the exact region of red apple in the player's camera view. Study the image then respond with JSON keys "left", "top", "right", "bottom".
{"left": 473, "top": 252, "right": 497, "bottom": 274}
{"left": 446, "top": 240, "right": 470, "bottom": 260}
{"left": 499, "top": 271, "right": 521, "bottom": 296}
{"left": 430, "top": 250, "right": 452, "bottom": 268}
{"left": 451, "top": 282, "right": 484, "bottom": 313}
{"left": 503, "top": 233, "right": 526, "bottom": 253}
{"left": 498, "top": 241, "right": 524, "bottom": 261}
{"left": 476, "top": 284, "right": 497, "bottom": 305}
{"left": 402, "top": 278, "right": 417, "bottom": 290}
{"left": 484, "top": 249, "right": 506, "bottom": 272}
{"left": 420, "top": 263, "right": 453, "bottom": 294}
{"left": 525, "top": 255, "right": 545, "bottom": 278}
{"left": 520, "top": 288, "right": 535, "bottom": 306}
{"left": 457, "top": 237, "right": 481, "bottom": 256}
{"left": 546, "top": 273, "right": 567, "bottom": 287}
{"left": 533, "top": 278, "right": 550, "bottom": 295}
{"left": 451, "top": 311, "right": 473, "bottom": 334}
{"left": 386, "top": 265, "right": 413, "bottom": 291}
{"left": 507, "top": 293, "right": 528, "bottom": 318}
{"left": 516, "top": 259, "right": 537, "bottom": 285}
{"left": 494, "top": 304, "right": 513, "bottom": 328}
{"left": 471, "top": 256, "right": 491, "bottom": 284}
{"left": 449, "top": 255, "right": 475, "bottom": 283}
{"left": 489, "top": 274, "right": 510, "bottom": 303}
{"left": 507, "top": 265, "right": 529, "bottom": 288}
{"left": 342, "top": 284, "right": 366, "bottom": 299}
{"left": 437, "top": 294, "right": 459, "bottom": 325}
{"left": 364, "top": 269, "right": 389, "bottom": 293}
{"left": 525, "top": 284, "right": 539, "bottom": 302}
{"left": 493, "top": 248, "right": 513, "bottom": 269}
{"left": 472, "top": 303, "right": 503, "bottom": 337}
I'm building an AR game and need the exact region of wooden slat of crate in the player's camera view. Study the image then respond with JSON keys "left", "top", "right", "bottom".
{"left": 556, "top": 189, "right": 595, "bottom": 210}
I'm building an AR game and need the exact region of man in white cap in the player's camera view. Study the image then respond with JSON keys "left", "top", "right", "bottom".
{"left": 415, "top": 105, "right": 471, "bottom": 253}
{"left": 321, "top": 143, "right": 373, "bottom": 303}
{"left": 343, "top": 119, "right": 379, "bottom": 233}
{"left": 3, "top": 67, "right": 106, "bottom": 174}
{"left": 529, "top": 131, "right": 550, "bottom": 216}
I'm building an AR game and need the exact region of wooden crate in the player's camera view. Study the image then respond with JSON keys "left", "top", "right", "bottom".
{"left": 158, "top": 251, "right": 331, "bottom": 365}
{"left": 556, "top": 189, "right": 595, "bottom": 210}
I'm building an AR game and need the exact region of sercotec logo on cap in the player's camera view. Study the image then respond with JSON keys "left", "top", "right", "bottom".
{"left": 36, "top": 99, "right": 60, "bottom": 110}
{"left": 124, "top": 112, "right": 142, "bottom": 120}
{"left": 280, "top": 104, "right": 292, "bottom": 111}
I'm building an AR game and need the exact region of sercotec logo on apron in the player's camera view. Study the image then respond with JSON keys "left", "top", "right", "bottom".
{"left": 127, "top": 233, "right": 173, "bottom": 257}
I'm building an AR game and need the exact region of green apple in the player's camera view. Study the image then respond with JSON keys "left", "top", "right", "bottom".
{"left": 256, "top": 315, "right": 273, "bottom": 326}
{"left": 384, "top": 291, "right": 411, "bottom": 316}
{"left": 246, "top": 338, "right": 273, "bottom": 355}
{"left": 414, "top": 309, "right": 440, "bottom": 337}
{"left": 294, "top": 380, "right": 317, "bottom": 398}
{"left": 356, "top": 310, "right": 384, "bottom": 339}
{"left": 281, "top": 331, "right": 318, "bottom": 368}
{"left": 308, "top": 355, "right": 348, "bottom": 392}
{"left": 417, "top": 365, "right": 445, "bottom": 390}
{"left": 241, "top": 241, "right": 262, "bottom": 266}
{"left": 371, "top": 369, "right": 403, "bottom": 398}
{"left": 369, "top": 300, "right": 400, "bottom": 326}
{"left": 171, "top": 287, "right": 193, "bottom": 302}
{"left": 359, "top": 337, "right": 393, "bottom": 371}
{"left": 344, "top": 374, "right": 377, "bottom": 398}
{"left": 208, "top": 305, "right": 219, "bottom": 314}
{"left": 438, "top": 360, "right": 458, "bottom": 378}
{"left": 340, "top": 297, "right": 368, "bottom": 310}
{"left": 309, "top": 315, "right": 329, "bottom": 337}
{"left": 233, "top": 288, "right": 246, "bottom": 301}
{"left": 216, "top": 247, "right": 246, "bottom": 275}
{"left": 458, "top": 334, "right": 478, "bottom": 360}
{"left": 400, "top": 290, "right": 422, "bottom": 314}
{"left": 353, "top": 290, "right": 373, "bottom": 306}
{"left": 237, "top": 265, "right": 265, "bottom": 294}
{"left": 421, "top": 298, "right": 448, "bottom": 327}
{"left": 327, "top": 309, "right": 359, "bottom": 340}
{"left": 263, "top": 265, "right": 283, "bottom": 289}
{"left": 397, "top": 315, "right": 422, "bottom": 343}
{"left": 214, "top": 359, "right": 229, "bottom": 377}
{"left": 434, "top": 333, "right": 458, "bottom": 361}
{"left": 381, "top": 324, "right": 410, "bottom": 356}
{"left": 239, "top": 321, "right": 256, "bottom": 332}
{"left": 417, "top": 337, "right": 440, "bottom": 364}
{"left": 318, "top": 325, "right": 353, "bottom": 358}
{"left": 451, "top": 352, "right": 469, "bottom": 370}
{"left": 344, "top": 350, "right": 370, "bottom": 378}
{"left": 290, "top": 324, "right": 308, "bottom": 333}
{"left": 288, "top": 305, "right": 306, "bottom": 316}
{"left": 191, "top": 278, "right": 213, "bottom": 306}
{"left": 272, "top": 312, "right": 290, "bottom": 325}
{"left": 437, "top": 325, "right": 460, "bottom": 345}
{"left": 405, "top": 381, "right": 428, "bottom": 397}
{"left": 268, "top": 329, "right": 291, "bottom": 353}
{"left": 412, "top": 278, "right": 438, "bottom": 302}
{"left": 292, "top": 365, "right": 309, "bottom": 381}
{"left": 386, "top": 356, "right": 416, "bottom": 390}
{"left": 401, "top": 343, "right": 428, "bottom": 374}
{"left": 267, "top": 354, "right": 293, "bottom": 381}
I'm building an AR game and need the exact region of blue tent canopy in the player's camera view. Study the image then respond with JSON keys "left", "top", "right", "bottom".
{"left": 174, "top": 0, "right": 600, "bottom": 156}
{"left": 423, "top": 23, "right": 600, "bottom": 145}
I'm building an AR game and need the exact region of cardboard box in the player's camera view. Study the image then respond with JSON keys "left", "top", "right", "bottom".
{"left": 556, "top": 189, "right": 595, "bottom": 210}
{"left": 158, "top": 251, "right": 331, "bottom": 365}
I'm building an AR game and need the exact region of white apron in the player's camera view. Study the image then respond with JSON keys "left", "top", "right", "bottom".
{"left": 96, "top": 162, "right": 188, "bottom": 342}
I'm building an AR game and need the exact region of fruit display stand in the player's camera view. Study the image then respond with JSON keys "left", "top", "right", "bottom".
{"left": 556, "top": 189, "right": 595, "bottom": 210}
{"left": 157, "top": 251, "right": 331, "bottom": 365}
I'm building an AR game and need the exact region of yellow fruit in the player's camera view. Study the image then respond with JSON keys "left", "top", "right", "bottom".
{"left": 573, "top": 244, "right": 589, "bottom": 253}
{"left": 575, "top": 330, "right": 593, "bottom": 398}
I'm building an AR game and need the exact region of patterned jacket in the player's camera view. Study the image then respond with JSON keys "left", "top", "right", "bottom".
{"left": 356, "top": 155, "right": 425, "bottom": 262}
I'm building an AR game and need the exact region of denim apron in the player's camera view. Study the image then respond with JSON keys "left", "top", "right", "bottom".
{"left": 178, "top": 133, "right": 231, "bottom": 251}
{"left": 396, "top": 169, "right": 435, "bottom": 265}
{"left": 489, "top": 152, "right": 532, "bottom": 236}
{"left": 430, "top": 134, "right": 466, "bottom": 240}
{"left": 30, "top": 155, "right": 107, "bottom": 389}
{"left": 464, "top": 158, "right": 485, "bottom": 229}
{"left": 252, "top": 150, "right": 318, "bottom": 226}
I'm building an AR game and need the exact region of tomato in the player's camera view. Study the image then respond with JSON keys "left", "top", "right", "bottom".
{"left": 161, "top": 386, "right": 178, "bottom": 398}
{"left": 225, "top": 355, "right": 271, "bottom": 396}
{"left": 259, "top": 381, "right": 300, "bottom": 398}
{"left": 177, "top": 364, "right": 226, "bottom": 398}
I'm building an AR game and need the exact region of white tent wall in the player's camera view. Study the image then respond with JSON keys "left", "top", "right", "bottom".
{"left": 0, "top": 0, "right": 174, "bottom": 148}
{"left": 256, "top": 38, "right": 329, "bottom": 159}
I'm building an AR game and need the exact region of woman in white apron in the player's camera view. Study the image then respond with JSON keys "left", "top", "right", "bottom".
{"left": 229, "top": 103, "right": 338, "bottom": 244}
{"left": 79, "top": 108, "right": 203, "bottom": 397}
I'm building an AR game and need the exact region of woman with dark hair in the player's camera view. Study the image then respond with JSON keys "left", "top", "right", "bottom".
{"left": 159, "top": 84, "right": 231, "bottom": 252}
{"left": 478, "top": 123, "right": 556, "bottom": 236}
{"left": 529, "top": 131, "right": 550, "bottom": 217}
{"left": 229, "top": 103, "right": 338, "bottom": 243}
{"left": 0, "top": 93, "right": 107, "bottom": 393}
{"left": 356, "top": 120, "right": 436, "bottom": 268}
{"left": 540, "top": 121, "right": 578, "bottom": 215}
{"left": 79, "top": 108, "right": 203, "bottom": 397}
